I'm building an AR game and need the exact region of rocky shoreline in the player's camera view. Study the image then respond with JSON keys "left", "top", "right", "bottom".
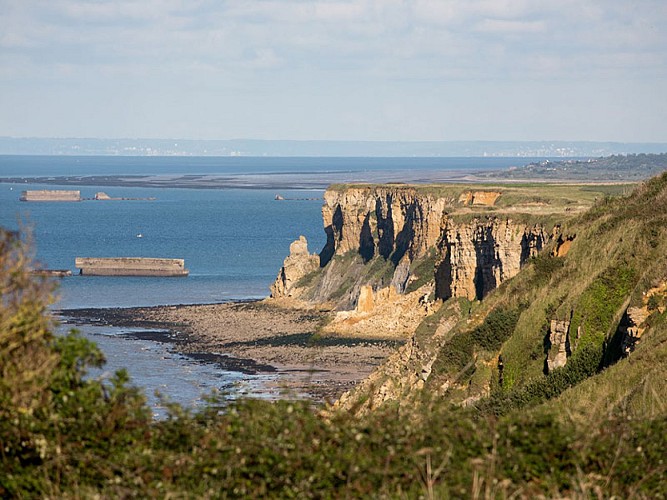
{"left": 59, "top": 300, "right": 402, "bottom": 403}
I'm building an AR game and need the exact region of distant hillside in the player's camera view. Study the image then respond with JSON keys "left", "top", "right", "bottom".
{"left": 483, "top": 153, "right": 667, "bottom": 181}
{"left": 2, "top": 136, "right": 667, "bottom": 157}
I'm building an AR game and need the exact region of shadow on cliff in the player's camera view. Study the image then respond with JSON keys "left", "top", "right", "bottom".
{"left": 319, "top": 205, "right": 343, "bottom": 267}
{"left": 376, "top": 197, "right": 395, "bottom": 259}
{"left": 474, "top": 225, "right": 499, "bottom": 300}
{"left": 391, "top": 204, "right": 416, "bottom": 267}
{"left": 360, "top": 213, "right": 375, "bottom": 263}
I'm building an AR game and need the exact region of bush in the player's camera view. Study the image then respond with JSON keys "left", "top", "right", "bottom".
{"left": 0, "top": 229, "right": 150, "bottom": 496}
{"left": 478, "top": 341, "right": 604, "bottom": 416}
{"left": 433, "top": 306, "right": 523, "bottom": 379}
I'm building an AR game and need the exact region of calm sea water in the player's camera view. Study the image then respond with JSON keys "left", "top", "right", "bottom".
{"left": 0, "top": 183, "right": 325, "bottom": 308}
{"left": 0, "top": 155, "right": 537, "bottom": 411}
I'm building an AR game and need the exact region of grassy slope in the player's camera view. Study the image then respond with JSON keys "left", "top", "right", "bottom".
{"left": 328, "top": 182, "right": 633, "bottom": 214}
{"left": 422, "top": 172, "right": 667, "bottom": 420}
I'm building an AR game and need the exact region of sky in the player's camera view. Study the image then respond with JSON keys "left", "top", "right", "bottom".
{"left": 1, "top": 0, "right": 666, "bottom": 142}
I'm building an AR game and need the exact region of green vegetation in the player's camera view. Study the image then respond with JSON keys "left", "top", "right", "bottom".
{"left": 329, "top": 181, "right": 632, "bottom": 217}
{"left": 479, "top": 341, "right": 604, "bottom": 416}
{"left": 529, "top": 253, "right": 565, "bottom": 286}
{"left": 405, "top": 249, "right": 437, "bottom": 293}
{"left": 569, "top": 264, "right": 637, "bottom": 349}
{"left": 430, "top": 306, "right": 523, "bottom": 383}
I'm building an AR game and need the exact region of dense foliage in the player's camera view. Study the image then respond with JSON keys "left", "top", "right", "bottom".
{"left": 432, "top": 306, "right": 523, "bottom": 378}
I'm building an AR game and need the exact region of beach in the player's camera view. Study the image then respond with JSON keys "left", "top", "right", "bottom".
{"left": 60, "top": 300, "right": 402, "bottom": 403}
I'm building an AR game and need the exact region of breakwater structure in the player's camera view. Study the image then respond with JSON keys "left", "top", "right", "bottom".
{"left": 20, "top": 190, "right": 81, "bottom": 202}
{"left": 94, "top": 192, "right": 156, "bottom": 201}
{"left": 30, "top": 269, "right": 73, "bottom": 277}
{"left": 75, "top": 257, "right": 189, "bottom": 277}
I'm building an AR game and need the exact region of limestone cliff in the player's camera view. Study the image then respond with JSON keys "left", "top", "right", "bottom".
{"left": 319, "top": 186, "right": 448, "bottom": 266}
{"left": 283, "top": 185, "right": 552, "bottom": 309}
{"left": 269, "top": 175, "right": 667, "bottom": 422}
{"left": 270, "top": 185, "right": 558, "bottom": 353}
{"left": 435, "top": 219, "right": 547, "bottom": 301}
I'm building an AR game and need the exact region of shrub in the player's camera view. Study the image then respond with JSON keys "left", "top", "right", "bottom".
{"left": 647, "top": 294, "right": 661, "bottom": 312}
{"left": 0, "top": 230, "right": 150, "bottom": 496}
{"left": 478, "top": 341, "right": 604, "bottom": 416}
{"left": 433, "top": 306, "right": 523, "bottom": 379}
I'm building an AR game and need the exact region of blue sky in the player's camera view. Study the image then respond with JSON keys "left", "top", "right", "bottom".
{"left": 1, "top": 0, "right": 666, "bottom": 142}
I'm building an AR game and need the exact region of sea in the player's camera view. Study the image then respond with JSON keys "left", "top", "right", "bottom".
{"left": 0, "top": 155, "right": 541, "bottom": 413}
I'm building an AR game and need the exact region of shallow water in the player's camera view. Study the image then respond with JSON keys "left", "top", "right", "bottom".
{"left": 61, "top": 322, "right": 278, "bottom": 418}
{"left": 0, "top": 183, "right": 326, "bottom": 308}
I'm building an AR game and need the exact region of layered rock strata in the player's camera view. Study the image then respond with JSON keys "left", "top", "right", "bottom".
{"left": 435, "top": 220, "right": 547, "bottom": 301}
{"left": 319, "top": 187, "right": 449, "bottom": 266}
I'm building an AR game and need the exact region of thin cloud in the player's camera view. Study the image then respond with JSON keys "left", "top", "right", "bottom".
{"left": 475, "top": 18, "right": 547, "bottom": 35}
{"left": 1, "top": 0, "right": 666, "bottom": 140}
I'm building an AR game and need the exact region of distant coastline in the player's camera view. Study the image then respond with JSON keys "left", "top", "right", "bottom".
{"left": 2, "top": 137, "right": 667, "bottom": 157}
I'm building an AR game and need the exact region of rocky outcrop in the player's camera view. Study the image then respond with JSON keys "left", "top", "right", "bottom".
{"left": 324, "top": 284, "right": 433, "bottom": 338}
{"left": 435, "top": 220, "right": 548, "bottom": 301}
{"left": 270, "top": 236, "right": 320, "bottom": 298}
{"left": 356, "top": 285, "right": 375, "bottom": 313}
{"left": 620, "top": 307, "right": 648, "bottom": 355}
{"left": 552, "top": 227, "right": 576, "bottom": 257}
{"left": 457, "top": 191, "right": 502, "bottom": 206}
{"left": 389, "top": 256, "right": 411, "bottom": 293}
{"left": 335, "top": 300, "right": 461, "bottom": 414}
{"left": 546, "top": 320, "right": 571, "bottom": 372}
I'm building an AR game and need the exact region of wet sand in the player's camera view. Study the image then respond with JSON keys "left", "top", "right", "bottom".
{"left": 59, "top": 300, "right": 402, "bottom": 403}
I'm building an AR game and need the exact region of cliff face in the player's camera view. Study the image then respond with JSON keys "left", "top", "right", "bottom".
{"left": 270, "top": 236, "right": 319, "bottom": 299}
{"left": 270, "top": 174, "right": 667, "bottom": 422}
{"left": 320, "top": 187, "right": 448, "bottom": 266}
{"left": 291, "top": 186, "right": 551, "bottom": 307}
{"left": 435, "top": 220, "right": 548, "bottom": 301}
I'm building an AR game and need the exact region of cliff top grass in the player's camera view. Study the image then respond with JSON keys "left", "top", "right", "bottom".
{"left": 328, "top": 181, "right": 635, "bottom": 217}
